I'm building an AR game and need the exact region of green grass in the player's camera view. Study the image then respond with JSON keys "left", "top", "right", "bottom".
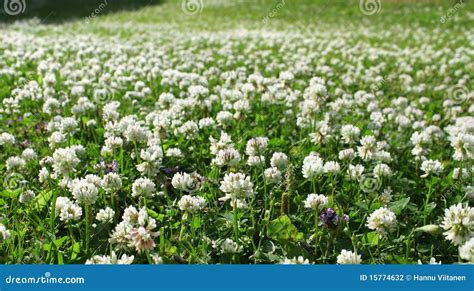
{"left": 91, "top": 0, "right": 473, "bottom": 29}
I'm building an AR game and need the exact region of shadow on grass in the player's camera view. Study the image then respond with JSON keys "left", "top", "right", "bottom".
{"left": 0, "top": 0, "right": 162, "bottom": 23}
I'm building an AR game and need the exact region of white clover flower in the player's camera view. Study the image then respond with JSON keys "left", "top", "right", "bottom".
{"left": 59, "top": 202, "right": 83, "bottom": 222}
{"left": 245, "top": 137, "right": 269, "bottom": 156}
{"left": 55, "top": 195, "right": 82, "bottom": 222}
{"left": 150, "top": 253, "right": 164, "bottom": 264}
{"left": 417, "top": 257, "right": 441, "bottom": 264}
{"left": 102, "top": 173, "right": 122, "bottom": 193}
{"left": 86, "top": 251, "right": 134, "bottom": 264}
{"left": 132, "top": 177, "right": 156, "bottom": 198}
{"left": 71, "top": 180, "right": 99, "bottom": 205}
{"left": 85, "top": 174, "right": 103, "bottom": 188}
{"left": 21, "top": 148, "right": 37, "bottom": 161}
{"left": 0, "top": 224, "right": 11, "bottom": 240}
{"left": 178, "top": 195, "right": 206, "bottom": 214}
{"left": 209, "top": 132, "right": 234, "bottom": 155}
{"left": 198, "top": 117, "right": 215, "bottom": 129}
{"left": 40, "top": 156, "right": 53, "bottom": 167}
{"left": 52, "top": 147, "right": 80, "bottom": 177}
{"left": 264, "top": 167, "right": 282, "bottom": 184}
{"left": 441, "top": 203, "right": 473, "bottom": 246}
{"left": 341, "top": 125, "right": 360, "bottom": 144}
{"left": 58, "top": 177, "right": 71, "bottom": 189}
{"left": 122, "top": 205, "right": 139, "bottom": 224}
{"left": 55, "top": 196, "right": 72, "bottom": 215}
{"left": 338, "top": 148, "right": 355, "bottom": 160}
{"left": 104, "top": 136, "right": 124, "bottom": 150}
{"left": 43, "top": 98, "right": 61, "bottom": 114}
{"left": 420, "top": 159, "right": 444, "bottom": 178}
{"left": 127, "top": 208, "right": 159, "bottom": 254}
{"left": 219, "top": 173, "right": 255, "bottom": 206}
{"left": 233, "top": 99, "right": 250, "bottom": 113}
{"left": 0, "top": 132, "right": 16, "bottom": 146}
{"left": 59, "top": 117, "right": 79, "bottom": 135}
{"left": 375, "top": 150, "right": 392, "bottom": 163}
{"left": 85, "top": 90, "right": 105, "bottom": 112}
{"left": 358, "top": 135, "right": 377, "bottom": 160}
{"left": 279, "top": 71, "right": 294, "bottom": 82}
{"left": 137, "top": 145, "right": 163, "bottom": 176}
{"left": 39, "top": 167, "right": 50, "bottom": 183}
{"left": 212, "top": 148, "right": 241, "bottom": 167}
{"left": 109, "top": 221, "right": 133, "bottom": 248}
{"left": 71, "top": 145, "right": 86, "bottom": 157}
{"left": 96, "top": 207, "right": 115, "bottom": 223}
{"left": 346, "top": 164, "right": 365, "bottom": 181}
{"left": 459, "top": 237, "right": 474, "bottom": 263}
{"left": 19, "top": 190, "right": 35, "bottom": 204}
{"left": 324, "top": 161, "right": 341, "bottom": 174}
{"left": 6, "top": 156, "right": 26, "bottom": 172}
{"left": 466, "top": 186, "right": 474, "bottom": 201}
{"left": 366, "top": 207, "right": 397, "bottom": 236}
{"left": 337, "top": 249, "right": 362, "bottom": 264}
{"left": 216, "top": 111, "right": 234, "bottom": 126}
{"left": 303, "top": 193, "right": 328, "bottom": 210}
{"left": 71, "top": 85, "right": 85, "bottom": 96}
{"left": 247, "top": 155, "right": 265, "bottom": 167}
{"left": 220, "top": 238, "right": 241, "bottom": 254}
{"left": 172, "top": 172, "right": 200, "bottom": 193}
{"left": 124, "top": 123, "right": 150, "bottom": 144}
{"left": 103, "top": 101, "right": 121, "bottom": 121}
{"left": 302, "top": 153, "right": 324, "bottom": 179}
{"left": 270, "top": 152, "right": 288, "bottom": 170}
{"left": 48, "top": 131, "right": 66, "bottom": 148}
{"left": 166, "top": 147, "right": 183, "bottom": 158}
{"left": 450, "top": 133, "right": 474, "bottom": 161}
{"left": 309, "top": 122, "right": 331, "bottom": 145}
{"left": 373, "top": 163, "right": 392, "bottom": 178}
{"left": 452, "top": 168, "right": 469, "bottom": 180}
{"left": 176, "top": 121, "right": 199, "bottom": 139}
{"left": 410, "top": 131, "right": 430, "bottom": 159}
{"left": 379, "top": 188, "right": 393, "bottom": 204}
{"left": 280, "top": 256, "right": 311, "bottom": 264}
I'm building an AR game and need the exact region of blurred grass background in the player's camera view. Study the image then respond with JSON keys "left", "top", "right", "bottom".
{"left": 0, "top": 0, "right": 472, "bottom": 30}
{"left": 0, "top": 0, "right": 161, "bottom": 22}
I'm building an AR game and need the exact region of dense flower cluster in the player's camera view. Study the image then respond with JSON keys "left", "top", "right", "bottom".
{"left": 0, "top": 5, "right": 472, "bottom": 264}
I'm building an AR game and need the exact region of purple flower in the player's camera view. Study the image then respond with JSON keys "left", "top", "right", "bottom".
{"left": 162, "top": 166, "right": 183, "bottom": 176}
{"left": 319, "top": 208, "right": 349, "bottom": 228}
{"left": 108, "top": 160, "right": 118, "bottom": 173}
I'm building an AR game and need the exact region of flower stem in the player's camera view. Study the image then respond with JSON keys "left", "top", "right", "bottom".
{"left": 50, "top": 190, "right": 57, "bottom": 232}
{"left": 423, "top": 177, "right": 434, "bottom": 225}
{"left": 233, "top": 200, "right": 239, "bottom": 263}
{"left": 85, "top": 205, "right": 91, "bottom": 255}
